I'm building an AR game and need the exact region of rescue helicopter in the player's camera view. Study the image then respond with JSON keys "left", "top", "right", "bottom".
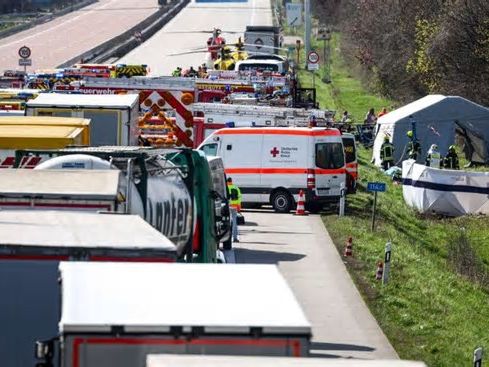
{"left": 165, "top": 27, "right": 287, "bottom": 69}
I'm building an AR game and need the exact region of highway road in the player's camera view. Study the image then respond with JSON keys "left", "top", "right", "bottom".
{"left": 232, "top": 210, "right": 399, "bottom": 360}
{"left": 0, "top": 0, "right": 158, "bottom": 71}
{"left": 118, "top": 0, "right": 274, "bottom": 75}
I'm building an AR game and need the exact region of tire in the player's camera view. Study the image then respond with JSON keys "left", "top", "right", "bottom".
{"left": 223, "top": 237, "right": 232, "bottom": 251}
{"left": 271, "top": 190, "right": 294, "bottom": 213}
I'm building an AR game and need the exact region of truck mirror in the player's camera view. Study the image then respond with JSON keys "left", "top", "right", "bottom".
{"left": 35, "top": 340, "right": 54, "bottom": 360}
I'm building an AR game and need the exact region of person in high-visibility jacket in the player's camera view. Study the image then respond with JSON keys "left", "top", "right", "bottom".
{"left": 227, "top": 177, "right": 242, "bottom": 242}
{"left": 380, "top": 135, "right": 394, "bottom": 170}
{"left": 172, "top": 67, "right": 182, "bottom": 77}
{"left": 406, "top": 130, "right": 421, "bottom": 160}
{"left": 426, "top": 144, "right": 442, "bottom": 168}
{"left": 443, "top": 145, "right": 460, "bottom": 169}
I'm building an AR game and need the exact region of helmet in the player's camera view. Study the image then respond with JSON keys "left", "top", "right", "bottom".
{"left": 384, "top": 135, "right": 390, "bottom": 142}
{"left": 431, "top": 144, "right": 438, "bottom": 150}
{"left": 406, "top": 131, "right": 413, "bottom": 138}
{"left": 449, "top": 145, "right": 456, "bottom": 152}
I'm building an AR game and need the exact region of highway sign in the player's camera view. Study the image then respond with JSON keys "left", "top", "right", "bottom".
{"left": 367, "top": 182, "right": 386, "bottom": 192}
{"left": 285, "top": 3, "right": 302, "bottom": 26}
{"left": 18, "top": 58, "right": 32, "bottom": 66}
{"left": 18, "top": 46, "right": 31, "bottom": 59}
{"left": 307, "top": 51, "right": 319, "bottom": 64}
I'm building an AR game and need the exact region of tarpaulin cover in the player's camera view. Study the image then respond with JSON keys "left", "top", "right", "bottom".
{"left": 402, "top": 159, "right": 489, "bottom": 216}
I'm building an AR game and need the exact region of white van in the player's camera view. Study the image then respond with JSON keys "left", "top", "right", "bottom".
{"left": 199, "top": 127, "right": 346, "bottom": 212}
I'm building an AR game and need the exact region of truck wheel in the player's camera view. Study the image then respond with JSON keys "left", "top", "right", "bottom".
{"left": 223, "top": 237, "right": 232, "bottom": 251}
{"left": 271, "top": 190, "right": 293, "bottom": 213}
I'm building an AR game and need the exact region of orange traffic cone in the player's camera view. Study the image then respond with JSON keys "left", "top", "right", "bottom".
{"left": 375, "top": 261, "right": 384, "bottom": 281}
{"left": 294, "top": 189, "right": 308, "bottom": 216}
{"left": 344, "top": 237, "right": 353, "bottom": 257}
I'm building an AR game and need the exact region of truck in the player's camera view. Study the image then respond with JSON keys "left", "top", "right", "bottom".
{"left": 14, "top": 146, "right": 228, "bottom": 262}
{"left": 146, "top": 355, "right": 428, "bottom": 367}
{"left": 0, "top": 116, "right": 91, "bottom": 168}
{"left": 25, "top": 93, "right": 140, "bottom": 146}
{"left": 0, "top": 210, "right": 177, "bottom": 367}
{"left": 34, "top": 262, "right": 311, "bottom": 367}
{"left": 199, "top": 127, "right": 346, "bottom": 212}
{"left": 244, "top": 26, "right": 281, "bottom": 55}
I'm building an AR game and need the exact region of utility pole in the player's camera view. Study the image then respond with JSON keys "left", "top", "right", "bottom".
{"left": 304, "top": 0, "right": 311, "bottom": 61}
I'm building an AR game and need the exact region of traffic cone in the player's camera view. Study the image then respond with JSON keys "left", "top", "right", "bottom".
{"left": 375, "top": 261, "right": 384, "bottom": 281}
{"left": 344, "top": 236, "right": 353, "bottom": 257}
{"left": 295, "top": 190, "right": 307, "bottom": 216}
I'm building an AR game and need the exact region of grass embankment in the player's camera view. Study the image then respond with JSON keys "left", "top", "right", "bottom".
{"left": 294, "top": 33, "right": 488, "bottom": 366}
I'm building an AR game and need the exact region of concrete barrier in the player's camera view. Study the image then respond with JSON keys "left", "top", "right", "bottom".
{"left": 0, "top": 0, "right": 98, "bottom": 40}
{"left": 58, "top": 0, "right": 191, "bottom": 68}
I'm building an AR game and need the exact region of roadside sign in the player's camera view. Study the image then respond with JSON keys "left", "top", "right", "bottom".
{"left": 285, "top": 3, "right": 302, "bottom": 26}
{"left": 307, "top": 63, "right": 319, "bottom": 71}
{"left": 18, "top": 46, "right": 31, "bottom": 59}
{"left": 367, "top": 182, "right": 386, "bottom": 231}
{"left": 18, "top": 59, "right": 32, "bottom": 66}
{"left": 307, "top": 51, "right": 319, "bottom": 64}
{"left": 317, "top": 28, "right": 331, "bottom": 41}
{"left": 367, "top": 182, "right": 386, "bottom": 192}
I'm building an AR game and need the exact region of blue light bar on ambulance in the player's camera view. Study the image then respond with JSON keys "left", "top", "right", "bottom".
{"left": 225, "top": 122, "right": 235, "bottom": 128}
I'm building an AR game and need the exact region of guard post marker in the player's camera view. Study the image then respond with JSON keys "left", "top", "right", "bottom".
{"left": 474, "top": 347, "right": 483, "bottom": 367}
{"left": 339, "top": 182, "right": 346, "bottom": 217}
{"left": 383, "top": 241, "right": 392, "bottom": 285}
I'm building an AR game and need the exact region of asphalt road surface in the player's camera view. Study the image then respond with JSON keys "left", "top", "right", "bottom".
{"left": 0, "top": 0, "right": 158, "bottom": 71}
{"left": 118, "top": 0, "right": 273, "bottom": 75}
{"left": 232, "top": 210, "right": 399, "bottom": 360}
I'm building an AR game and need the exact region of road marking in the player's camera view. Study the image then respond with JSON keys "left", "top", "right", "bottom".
{"left": 0, "top": 0, "right": 119, "bottom": 50}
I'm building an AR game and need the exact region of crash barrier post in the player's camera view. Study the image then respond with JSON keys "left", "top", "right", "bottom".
{"left": 375, "top": 261, "right": 383, "bottom": 281}
{"left": 339, "top": 182, "right": 346, "bottom": 216}
{"left": 344, "top": 236, "right": 353, "bottom": 257}
{"left": 383, "top": 241, "right": 392, "bottom": 285}
{"left": 474, "top": 347, "right": 483, "bottom": 367}
{"left": 295, "top": 189, "right": 307, "bottom": 216}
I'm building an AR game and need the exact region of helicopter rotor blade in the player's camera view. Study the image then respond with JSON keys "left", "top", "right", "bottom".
{"left": 166, "top": 50, "right": 210, "bottom": 57}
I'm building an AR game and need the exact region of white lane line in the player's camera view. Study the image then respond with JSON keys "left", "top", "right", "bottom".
{"left": 0, "top": 0, "right": 118, "bottom": 50}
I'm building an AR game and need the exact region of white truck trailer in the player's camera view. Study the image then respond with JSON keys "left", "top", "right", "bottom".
{"left": 25, "top": 93, "right": 140, "bottom": 146}
{"left": 36, "top": 262, "right": 311, "bottom": 367}
{"left": 146, "top": 355, "right": 428, "bottom": 367}
{"left": 0, "top": 210, "right": 176, "bottom": 367}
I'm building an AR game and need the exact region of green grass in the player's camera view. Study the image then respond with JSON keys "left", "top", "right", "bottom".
{"left": 323, "top": 148, "right": 489, "bottom": 367}
{"left": 278, "top": 13, "right": 489, "bottom": 366}
{"left": 297, "top": 33, "right": 395, "bottom": 121}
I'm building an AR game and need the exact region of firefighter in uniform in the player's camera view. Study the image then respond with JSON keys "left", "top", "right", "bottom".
{"left": 406, "top": 130, "right": 421, "bottom": 160}
{"left": 426, "top": 144, "right": 442, "bottom": 168}
{"left": 226, "top": 177, "right": 242, "bottom": 243}
{"left": 172, "top": 67, "right": 182, "bottom": 77}
{"left": 443, "top": 145, "right": 460, "bottom": 169}
{"left": 380, "top": 135, "right": 394, "bottom": 170}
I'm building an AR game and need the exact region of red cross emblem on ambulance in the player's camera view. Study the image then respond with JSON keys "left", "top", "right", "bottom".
{"left": 270, "top": 147, "right": 280, "bottom": 157}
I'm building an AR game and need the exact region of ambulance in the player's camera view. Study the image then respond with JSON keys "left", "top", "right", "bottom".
{"left": 199, "top": 127, "right": 346, "bottom": 212}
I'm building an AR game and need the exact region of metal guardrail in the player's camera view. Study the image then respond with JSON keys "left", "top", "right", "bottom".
{"left": 57, "top": 0, "right": 191, "bottom": 68}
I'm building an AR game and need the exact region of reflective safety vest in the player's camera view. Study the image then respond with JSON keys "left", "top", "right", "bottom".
{"left": 380, "top": 142, "right": 394, "bottom": 162}
{"left": 227, "top": 183, "right": 242, "bottom": 209}
{"left": 408, "top": 141, "right": 421, "bottom": 159}
{"left": 427, "top": 152, "right": 441, "bottom": 168}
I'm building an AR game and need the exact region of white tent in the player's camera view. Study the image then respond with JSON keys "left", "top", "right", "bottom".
{"left": 372, "top": 95, "right": 489, "bottom": 166}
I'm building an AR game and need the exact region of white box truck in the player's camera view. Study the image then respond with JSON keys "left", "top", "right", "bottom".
{"left": 38, "top": 262, "right": 311, "bottom": 367}
{"left": 0, "top": 210, "right": 176, "bottom": 367}
{"left": 25, "top": 93, "right": 140, "bottom": 146}
{"left": 146, "top": 355, "right": 428, "bottom": 367}
{"left": 199, "top": 127, "right": 346, "bottom": 212}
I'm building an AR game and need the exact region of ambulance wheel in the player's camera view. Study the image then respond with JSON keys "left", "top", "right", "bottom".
{"left": 271, "top": 190, "right": 294, "bottom": 213}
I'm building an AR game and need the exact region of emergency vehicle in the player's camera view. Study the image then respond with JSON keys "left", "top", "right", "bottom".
{"left": 199, "top": 127, "right": 346, "bottom": 212}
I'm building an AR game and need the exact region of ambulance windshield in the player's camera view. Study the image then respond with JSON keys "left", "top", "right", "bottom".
{"left": 315, "top": 143, "right": 345, "bottom": 169}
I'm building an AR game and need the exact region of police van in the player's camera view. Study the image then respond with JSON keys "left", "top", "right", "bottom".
{"left": 199, "top": 127, "right": 346, "bottom": 212}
